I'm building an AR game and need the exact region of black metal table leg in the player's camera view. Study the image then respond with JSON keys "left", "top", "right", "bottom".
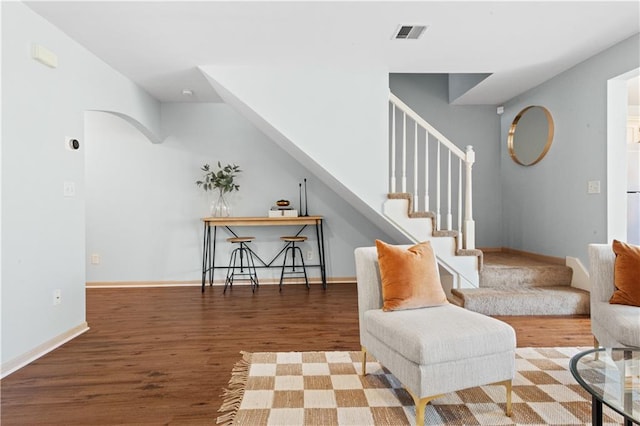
{"left": 210, "top": 225, "right": 217, "bottom": 286}
{"left": 592, "top": 396, "right": 603, "bottom": 426}
{"left": 201, "top": 222, "right": 209, "bottom": 293}
{"left": 315, "top": 219, "right": 327, "bottom": 289}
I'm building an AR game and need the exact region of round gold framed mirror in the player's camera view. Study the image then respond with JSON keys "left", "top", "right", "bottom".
{"left": 507, "top": 106, "right": 554, "bottom": 166}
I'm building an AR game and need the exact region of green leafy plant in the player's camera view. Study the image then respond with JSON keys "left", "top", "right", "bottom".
{"left": 196, "top": 162, "right": 241, "bottom": 194}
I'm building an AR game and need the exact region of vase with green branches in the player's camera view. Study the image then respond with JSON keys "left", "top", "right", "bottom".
{"left": 196, "top": 162, "right": 241, "bottom": 217}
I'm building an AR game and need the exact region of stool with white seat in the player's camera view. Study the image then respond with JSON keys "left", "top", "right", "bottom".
{"left": 279, "top": 236, "right": 309, "bottom": 290}
{"left": 224, "top": 236, "right": 259, "bottom": 293}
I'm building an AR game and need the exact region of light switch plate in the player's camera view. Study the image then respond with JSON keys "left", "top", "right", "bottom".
{"left": 587, "top": 180, "right": 601, "bottom": 194}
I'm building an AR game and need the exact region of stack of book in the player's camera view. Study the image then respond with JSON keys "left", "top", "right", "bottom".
{"left": 268, "top": 205, "right": 298, "bottom": 217}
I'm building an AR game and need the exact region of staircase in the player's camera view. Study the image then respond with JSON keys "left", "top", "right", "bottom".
{"left": 451, "top": 251, "right": 590, "bottom": 315}
{"left": 384, "top": 194, "right": 590, "bottom": 314}
{"left": 384, "top": 93, "right": 482, "bottom": 291}
{"left": 383, "top": 193, "right": 482, "bottom": 291}
{"left": 384, "top": 93, "right": 589, "bottom": 315}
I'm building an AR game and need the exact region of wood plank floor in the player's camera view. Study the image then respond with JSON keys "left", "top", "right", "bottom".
{"left": 0, "top": 284, "right": 592, "bottom": 425}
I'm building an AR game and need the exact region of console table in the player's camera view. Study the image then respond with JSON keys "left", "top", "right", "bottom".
{"left": 201, "top": 216, "right": 326, "bottom": 292}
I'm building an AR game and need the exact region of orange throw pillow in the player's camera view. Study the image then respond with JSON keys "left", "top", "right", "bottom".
{"left": 375, "top": 240, "right": 449, "bottom": 311}
{"left": 609, "top": 240, "right": 640, "bottom": 307}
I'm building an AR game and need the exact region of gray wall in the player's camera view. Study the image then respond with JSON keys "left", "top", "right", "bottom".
{"left": 500, "top": 34, "right": 640, "bottom": 264}
{"left": 1, "top": 2, "right": 161, "bottom": 370}
{"left": 389, "top": 74, "right": 503, "bottom": 248}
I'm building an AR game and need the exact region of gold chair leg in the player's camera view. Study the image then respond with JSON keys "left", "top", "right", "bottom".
{"left": 406, "top": 388, "right": 443, "bottom": 426}
{"left": 504, "top": 380, "right": 512, "bottom": 417}
{"left": 594, "top": 336, "right": 600, "bottom": 360}
{"left": 415, "top": 397, "right": 429, "bottom": 426}
{"left": 361, "top": 347, "right": 367, "bottom": 376}
{"left": 489, "top": 380, "right": 512, "bottom": 416}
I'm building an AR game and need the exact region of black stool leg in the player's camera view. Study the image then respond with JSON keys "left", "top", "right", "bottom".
{"left": 279, "top": 241, "right": 310, "bottom": 290}
{"left": 237, "top": 245, "right": 244, "bottom": 290}
{"left": 293, "top": 245, "right": 310, "bottom": 289}
{"left": 242, "top": 242, "right": 259, "bottom": 292}
{"left": 224, "top": 248, "right": 238, "bottom": 293}
{"left": 226, "top": 242, "right": 260, "bottom": 294}
{"left": 279, "top": 243, "right": 291, "bottom": 292}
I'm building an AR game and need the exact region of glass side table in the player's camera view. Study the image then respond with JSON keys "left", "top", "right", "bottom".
{"left": 570, "top": 348, "right": 639, "bottom": 426}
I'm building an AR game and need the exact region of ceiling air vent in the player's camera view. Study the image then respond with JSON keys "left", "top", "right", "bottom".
{"left": 393, "top": 25, "right": 427, "bottom": 40}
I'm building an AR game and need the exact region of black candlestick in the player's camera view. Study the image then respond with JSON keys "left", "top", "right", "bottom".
{"left": 298, "top": 183, "right": 302, "bottom": 217}
{"left": 303, "top": 178, "right": 309, "bottom": 216}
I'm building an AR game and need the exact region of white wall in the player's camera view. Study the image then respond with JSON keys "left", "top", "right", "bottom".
{"left": 85, "top": 112, "right": 196, "bottom": 282}
{"left": 500, "top": 34, "right": 640, "bottom": 265}
{"left": 85, "top": 103, "right": 394, "bottom": 283}
{"left": 200, "top": 66, "right": 391, "bottom": 219}
{"left": 1, "top": 2, "right": 160, "bottom": 373}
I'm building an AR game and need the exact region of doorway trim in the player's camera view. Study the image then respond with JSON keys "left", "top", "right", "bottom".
{"left": 607, "top": 67, "right": 640, "bottom": 243}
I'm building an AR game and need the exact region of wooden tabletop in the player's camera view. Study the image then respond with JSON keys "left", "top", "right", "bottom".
{"left": 202, "top": 216, "right": 323, "bottom": 226}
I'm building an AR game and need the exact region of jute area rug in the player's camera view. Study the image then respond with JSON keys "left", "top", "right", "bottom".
{"left": 217, "top": 347, "right": 623, "bottom": 425}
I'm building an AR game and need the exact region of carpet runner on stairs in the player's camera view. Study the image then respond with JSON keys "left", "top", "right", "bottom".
{"left": 452, "top": 251, "right": 590, "bottom": 316}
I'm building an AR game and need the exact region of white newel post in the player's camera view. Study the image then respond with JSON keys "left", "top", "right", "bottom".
{"left": 464, "top": 145, "right": 475, "bottom": 249}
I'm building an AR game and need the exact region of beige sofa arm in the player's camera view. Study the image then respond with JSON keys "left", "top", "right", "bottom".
{"left": 588, "top": 244, "right": 615, "bottom": 304}
{"left": 589, "top": 242, "right": 640, "bottom": 348}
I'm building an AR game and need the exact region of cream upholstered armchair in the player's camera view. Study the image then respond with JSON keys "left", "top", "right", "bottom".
{"left": 355, "top": 244, "right": 516, "bottom": 425}
{"left": 589, "top": 243, "right": 640, "bottom": 349}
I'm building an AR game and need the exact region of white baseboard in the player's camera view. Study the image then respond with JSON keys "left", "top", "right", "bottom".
{"left": 87, "top": 280, "right": 202, "bottom": 288}
{"left": 566, "top": 256, "right": 590, "bottom": 292}
{"left": 86, "top": 277, "right": 356, "bottom": 288}
{"left": 1, "top": 322, "right": 90, "bottom": 379}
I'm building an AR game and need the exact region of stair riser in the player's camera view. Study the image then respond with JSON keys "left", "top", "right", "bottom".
{"left": 383, "top": 197, "right": 481, "bottom": 287}
{"left": 480, "top": 267, "right": 572, "bottom": 288}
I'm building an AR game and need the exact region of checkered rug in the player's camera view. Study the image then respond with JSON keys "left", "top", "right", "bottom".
{"left": 217, "top": 347, "right": 625, "bottom": 425}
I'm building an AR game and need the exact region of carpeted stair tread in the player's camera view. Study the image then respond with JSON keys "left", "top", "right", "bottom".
{"left": 452, "top": 286, "right": 590, "bottom": 316}
{"left": 480, "top": 264, "right": 573, "bottom": 288}
{"left": 481, "top": 251, "right": 573, "bottom": 288}
{"left": 483, "top": 251, "right": 560, "bottom": 267}
{"left": 456, "top": 250, "right": 584, "bottom": 315}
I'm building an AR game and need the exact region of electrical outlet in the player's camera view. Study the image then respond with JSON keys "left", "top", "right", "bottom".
{"left": 53, "top": 289, "right": 62, "bottom": 305}
{"left": 306, "top": 251, "right": 313, "bottom": 261}
{"left": 91, "top": 254, "right": 100, "bottom": 265}
{"left": 63, "top": 181, "right": 75, "bottom": 197}
{"left": 587, "top": 180, "right": 601, "bottom": 194}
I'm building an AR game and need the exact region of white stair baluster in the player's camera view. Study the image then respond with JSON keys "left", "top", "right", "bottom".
{"left": 424, "top": 129, "right": 429, "bottom": 213}
{"left": 402, "top": 112, "right": 407, "bottom": 193}
{"left": 390, "top": 104, "right": 396, "bottom": 193}
{"left": 447, "top": 150, "right": 452, "bottom": 230}
{"left": 413, "top": 121, "right": 418, "bottom": 212}
{"left": 436, "top": 141, "right": 441, "bottom": 230}
{"left": 458, "top": 158, "right": 463, "bottom": 250}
